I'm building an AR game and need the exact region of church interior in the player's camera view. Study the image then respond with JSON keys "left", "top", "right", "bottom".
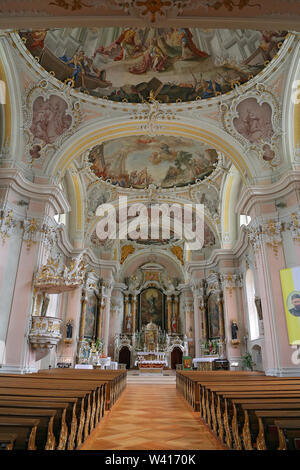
{"left": 1, "top": 0, "right": 300, "bottom": 452}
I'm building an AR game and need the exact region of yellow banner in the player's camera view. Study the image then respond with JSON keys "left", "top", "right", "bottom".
{"left": 280, "top": 267, "right": 300, "bottom": 345}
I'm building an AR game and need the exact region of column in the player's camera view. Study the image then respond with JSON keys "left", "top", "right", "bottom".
{"left": 199, "top": 297, "right": 207, "bottom": 341}
{"left": 96, "top": 296, "right": 105, "bottom": 340}
{"left": 123, "top": 295, "right": 129, "bottom": 333}
{"left": 79, "top": 288, "right": 88, "bottom": 341}
{"left": 193, "top": 292, "right": 201, "bottom": 357}
{"left": 131, "top": 295, "right": 137, "bottom": 334}
{"left": 174, "top": 295, "right": 179, "bottom": 333}
{"left": 167, "top": 295, "right": 172, "bottom": 333}
{"left": 102, "top": 284, "right": 112, "bottom": 356}
{"left": 217, "top": 294, "right": 225, "bottom": 341}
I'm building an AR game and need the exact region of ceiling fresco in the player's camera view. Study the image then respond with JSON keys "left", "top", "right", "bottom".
{"left": 20, "top": 27, "right": 287, "bottom": 103}
{"left": 87, "top": 135, "right": 218, "bottom": 188}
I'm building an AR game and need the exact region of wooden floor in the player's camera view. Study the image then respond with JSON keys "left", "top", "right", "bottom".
{"left": 80, "top": 384, "right": 225, "bottom": 450}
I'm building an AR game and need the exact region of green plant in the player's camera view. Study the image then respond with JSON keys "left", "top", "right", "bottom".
{"left": 94, "top": 339, "right": 103, "bottom": 352}
{"left": 242, "top": 352, "right": 255, "bottom": 371}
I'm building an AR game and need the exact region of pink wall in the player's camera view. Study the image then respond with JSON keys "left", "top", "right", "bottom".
{"left": 5, "top": 242, "right": 39, "bottom": 366}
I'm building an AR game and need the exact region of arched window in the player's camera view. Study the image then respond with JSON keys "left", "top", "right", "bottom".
{"left": 245, "top": 269, "right": 259, "bottom": 340}
{"left": 0, "top": 80, "right": 6, "bottom": 104}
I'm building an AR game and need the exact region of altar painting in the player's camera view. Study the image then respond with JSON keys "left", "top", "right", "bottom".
{"left": 207, "top": 293, "right": 220, "bottom": 339}
{"left": 140, "top": 288, "right": 164, "bottom": 329}
{"left": 84, "top": 294, "right": 97, "bottom": 338}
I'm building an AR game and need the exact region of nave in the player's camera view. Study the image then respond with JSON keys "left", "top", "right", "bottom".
{"left": 80, "top": 381, "right": 225, "bottom": 451}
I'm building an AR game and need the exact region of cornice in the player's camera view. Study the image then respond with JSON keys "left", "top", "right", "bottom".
{"left": 1, "top": 16, "right": 300, "bottom": 31}
{"left": 236, "top": 170, "right": 300, "bottom": 215}
{"left": 0, "top": 168, "right": 70, "bottom": 214}
{"left": 186, "top": 225, "right": 249, "bottom": 274}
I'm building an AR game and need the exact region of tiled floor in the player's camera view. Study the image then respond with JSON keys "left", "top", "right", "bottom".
{"left": 80, "top": 384, "right": 225, "bottom": 450}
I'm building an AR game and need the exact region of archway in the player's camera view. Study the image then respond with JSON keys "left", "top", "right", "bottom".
{"left": 119, "top": 347, "right": 131, "bottom": 370}
{"left": 171, "top": 347, "right": 183, "bottom": 370}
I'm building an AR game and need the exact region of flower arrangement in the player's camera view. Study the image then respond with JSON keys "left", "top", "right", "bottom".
{"left": 242, "top": 352, "right": 255, "bottom": 371}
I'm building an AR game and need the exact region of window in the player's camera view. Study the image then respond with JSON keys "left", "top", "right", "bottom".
{"left": 240, "top": 214, "right": 251, "bottom": 226}
{"left": 54, "top": 213, "right": 66, "bottom": 225}
{"left": 245, "top": 268, "right": 259, "bottom": 340}
{"left": 0, "top": 80, "right": 6, "bottom": 105}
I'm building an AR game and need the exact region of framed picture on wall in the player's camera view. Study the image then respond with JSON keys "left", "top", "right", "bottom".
{"left": 84, "top": 293, "right": 97, "bottom": 339}
{"left": 140, "top": 288, "right": 164, "bottom": 329}
{"left": 207, "top": 292, "right": 221, "bottom": 339}
{"left": 183, "top": 356, "right": 193, "bottom": 370}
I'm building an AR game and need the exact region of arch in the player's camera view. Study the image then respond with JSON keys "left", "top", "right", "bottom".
{"left": 251, "top": 344, "right": 264, "bottom": 372}
{"left": 220, "top": 166, "right": 242, "bottom": 249}
{"left": 85, "top": 195, "right": 220, "bottom": 248}
{"left": 118, "top": 346, "right": 131, "bottom": 370}
{"left": 0, "top": 38, "right": 23, "bottom": 164}
{"left": 64, "top": 167, "right": 85, "bottom": 241}
{"left": 171, "top": 347, "right": 183, "bottom": 370}
{"left": 281, "top": 36, "right": 300, "bottom": 165}
{"left": 44, "top": 117, "right": 254, "bottom": 182}
{"left": 121, "top": 250, "right": 185, "bottom": 282}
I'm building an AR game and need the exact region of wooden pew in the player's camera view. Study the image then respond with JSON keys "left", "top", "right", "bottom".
{"left": 0, "top": 433, "right": 17, "bottom": 450}
{"left": 201, "top": 382, "right": 300, "bottom": 447}
{"left": 176, "top": 371, "right": 300, "bottom": 450}
{"left": 0, "top": 417, "right": 40, "bottom": 450}
{"left": 37, "top": 369, "right": 127, "bottom": 409}
{"left": 274, "top": 419, "right": 300, "bottom": 450}
{"left": 0, "top": 387, "right": 91, "bottom": 448}
{"left": 0, "top": 408, "right": 59, "bottom": 450}
{"left": 229, "top": 398, "right": 300, "bottom": 450}
{"left": 0, "top": 396, "right": 79, "bottom": 450}
{"left": 254, "top": 410, "right": 300, "bottom": 450}
{"left": 0, "top": 375, "right": 105, "bottom": 442}
{"left": 0, "top": 401, "right": 71, "bottom": 450}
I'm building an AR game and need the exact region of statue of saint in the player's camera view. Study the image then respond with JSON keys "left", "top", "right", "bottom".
{"left": 231, "top": 320, "right": 238, "bottom": 340}
{"left": 66, "top": 321, "right": 73, "bottom": 339}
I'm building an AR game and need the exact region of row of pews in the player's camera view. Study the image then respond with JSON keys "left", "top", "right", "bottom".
{"left": 176, "top": 370, "right": 300, "bottom": 450}
{"left": 0, "top": 368, "right": 127, "bottom": 450}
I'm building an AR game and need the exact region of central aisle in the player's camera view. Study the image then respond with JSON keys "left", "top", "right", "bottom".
{"left": 80, "top": 383, "right": 225, "bottom": 450}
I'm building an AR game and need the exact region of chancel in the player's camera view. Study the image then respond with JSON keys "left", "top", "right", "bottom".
{"left": 1, "top": 1, "right": 300, "bottom": 452}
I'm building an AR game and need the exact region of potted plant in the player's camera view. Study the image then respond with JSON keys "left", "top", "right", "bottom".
{"left": 242, "top": 352, "right": 255, "bottom": 371}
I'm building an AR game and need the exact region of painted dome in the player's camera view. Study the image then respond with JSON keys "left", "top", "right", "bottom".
{"left": 87, "top": 135, "right": 218, "bottom": 188}
{"left": 20, "top": 27, "right": 287, "bottom": 103}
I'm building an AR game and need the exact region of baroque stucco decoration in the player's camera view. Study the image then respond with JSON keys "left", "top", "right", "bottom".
{"left": 221, "top": 84, "right": 282, "bottom": 168}
{"left": 23, "top": 79, "right": 82, "bottom": 164}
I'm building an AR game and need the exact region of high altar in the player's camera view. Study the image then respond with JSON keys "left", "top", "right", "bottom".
{"left": 114, "top": 264, "right": 188, "bottom": 369}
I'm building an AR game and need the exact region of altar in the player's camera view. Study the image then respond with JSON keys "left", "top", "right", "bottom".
{"left": 135, "top": 351, "right": 168, "bottom": 373}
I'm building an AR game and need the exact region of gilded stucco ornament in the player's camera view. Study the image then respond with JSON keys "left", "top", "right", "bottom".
{"left": 220, "top": 272, "right": 243, "bottom": 296}
{"left": 0, "top": 209, "right": 16, "bottom": 244}
{"left": 247, "top": 219, "right": 284, "bottom": 256}
{"left": 287, "top": 212, "right": 300, "bottom": 244}
{"left": 34, "top": 252, "right": 87, "bottom": 292}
